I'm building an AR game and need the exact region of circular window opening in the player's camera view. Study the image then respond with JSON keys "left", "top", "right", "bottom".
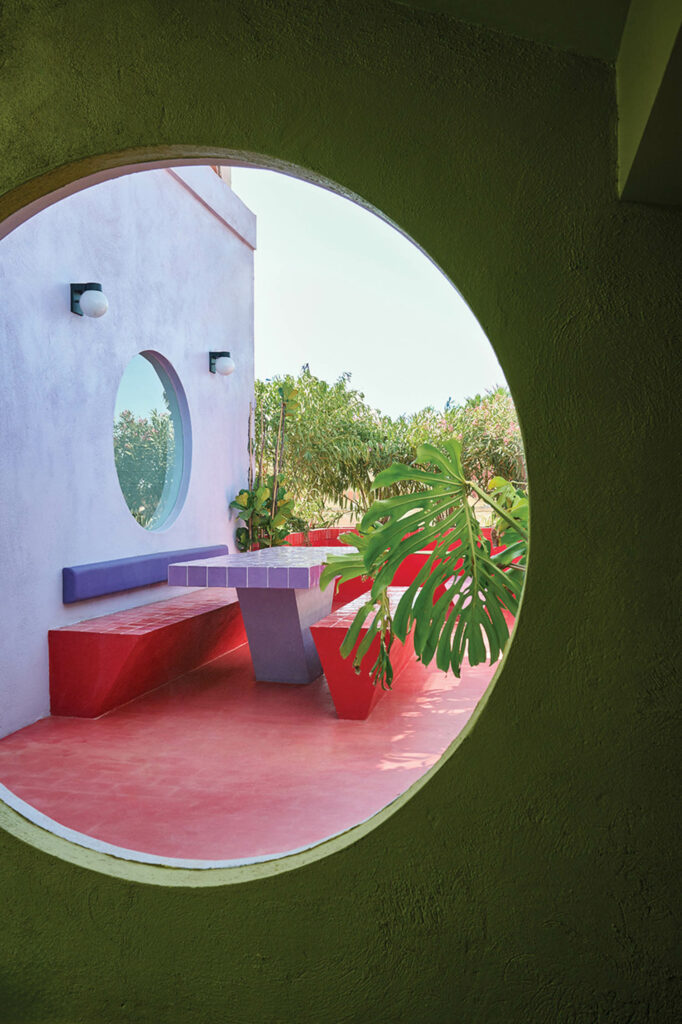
{"left": 0, "top": 160, "right": 526, "bottom": 880}
{"left": 113, "top": 351, "right": 191, "bottom": 530}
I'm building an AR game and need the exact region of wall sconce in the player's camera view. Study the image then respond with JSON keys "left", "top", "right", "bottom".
{"left": 209, "top": 351, "right": 235, "bottom": 376}
{"left": 70, "top": 283, "right": 109, "bottom": 318}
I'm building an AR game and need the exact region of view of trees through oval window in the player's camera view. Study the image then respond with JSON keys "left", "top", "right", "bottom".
{"left": 113, "top": 351, "right": 188, "bottom": 530}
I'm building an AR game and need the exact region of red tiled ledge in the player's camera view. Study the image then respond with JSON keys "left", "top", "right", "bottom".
{"left": 49, "top": 590, "right": 245, "bottom": 718}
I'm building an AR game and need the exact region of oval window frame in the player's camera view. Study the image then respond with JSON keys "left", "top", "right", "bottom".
{"left": 113, "top": 349, "right": 192, "bottom": 532}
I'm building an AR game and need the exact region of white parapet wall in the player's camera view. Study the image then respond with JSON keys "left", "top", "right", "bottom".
{"left": 0, "top": 167, "right": 256, "bottom": 737}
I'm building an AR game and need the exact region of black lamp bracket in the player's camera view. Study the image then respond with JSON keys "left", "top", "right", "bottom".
{"left": 71, "top": 282, "right": 103, "bottom": 316}
{"left": 209, "top": 351, "right": 232, "bottom": 373}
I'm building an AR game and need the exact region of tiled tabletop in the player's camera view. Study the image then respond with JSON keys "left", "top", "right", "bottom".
{"left": 168, "top": 546, "right": 356, "bottom": 591}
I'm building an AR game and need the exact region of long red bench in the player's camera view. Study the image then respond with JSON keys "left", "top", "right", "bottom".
{"left": 49, "top": 590, "right": 246, "bottom": 718}
{"left": 311, "top": 587, "right": 415, "bottom": 720}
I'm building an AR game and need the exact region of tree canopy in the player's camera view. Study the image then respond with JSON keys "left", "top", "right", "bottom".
{"left": 113, "top": 408, "right": 174, "bottom": 528}
{"left": 254, "top": 368, "right": 525, "bottom": 528}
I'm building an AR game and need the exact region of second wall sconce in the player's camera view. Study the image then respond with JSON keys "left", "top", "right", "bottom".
{"left": 71, "top": 283, "right": 109, "bottom": 318}
{"left": 209, "top": 351, "right": 236, "bottom": 376}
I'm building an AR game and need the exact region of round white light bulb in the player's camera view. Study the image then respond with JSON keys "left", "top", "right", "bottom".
{"left": 79, "top": 289, "right": 109, "bottom": 318}
{"left": 214, "top": 354, "right": 235, "bottom": 376}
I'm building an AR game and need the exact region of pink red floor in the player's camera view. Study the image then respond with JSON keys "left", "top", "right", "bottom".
{"left": 0, "top": 642, "right": 497, "bottom": 863}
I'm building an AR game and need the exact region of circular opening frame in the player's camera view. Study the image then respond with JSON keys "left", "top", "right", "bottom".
{"left": 0, "top": 149, "right": 527, "bottom": 887}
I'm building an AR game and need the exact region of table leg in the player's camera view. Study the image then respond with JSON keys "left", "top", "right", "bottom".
{"left": 236, "top": 586, "right": 334, "bottom": 683}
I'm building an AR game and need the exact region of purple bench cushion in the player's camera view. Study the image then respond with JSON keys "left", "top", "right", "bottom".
{"left": 62, "top": 545, "right": 229, "bottom": 604}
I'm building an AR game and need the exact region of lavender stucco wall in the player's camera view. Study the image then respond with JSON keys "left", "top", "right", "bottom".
{"left": 0, "top": 167, "right": 255, "bottom": 737}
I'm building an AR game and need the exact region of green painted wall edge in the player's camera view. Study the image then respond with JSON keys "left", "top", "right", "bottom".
{"left": 617, "top": 0, "right": 682, "bottom": 197}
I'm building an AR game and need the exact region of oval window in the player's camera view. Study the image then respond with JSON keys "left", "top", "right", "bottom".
{"left": 113, "top": 351, "right": 190, "bottom": 530}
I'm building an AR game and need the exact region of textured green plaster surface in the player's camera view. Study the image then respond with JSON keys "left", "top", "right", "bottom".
{"left": 1, "top": 2, "right": 681, "bottom": 1021}
{"left": 388, "top": 0, "right": 631, "bottom": 60}
{"left": 617, "top": 0, "right": 682, "bottom": 202}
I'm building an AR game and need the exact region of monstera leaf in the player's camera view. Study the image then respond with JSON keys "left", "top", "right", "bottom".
{"left": 321, "top": 438, "right": 528, "bottom": 686}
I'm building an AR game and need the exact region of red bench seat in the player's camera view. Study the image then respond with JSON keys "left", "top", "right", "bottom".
{"left": 311, "top": 587, "right": 415, "bottom": 720}
{"left": 331, "top": 530, "right": 513, "bottom": 609}
{"left": 49, "top": 590, "right": 246, "bottom": 718}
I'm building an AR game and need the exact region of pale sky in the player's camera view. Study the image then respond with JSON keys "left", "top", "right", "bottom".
{"left": 114, "top": 353, "right": 166, "bottom": 419}
{"left": 230, "top": 167, "right": 506, "bottom": 419}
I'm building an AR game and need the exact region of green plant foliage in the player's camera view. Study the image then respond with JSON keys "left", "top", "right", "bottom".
{"left": 253, "top": 372, "right": 525, "bottom": 529}
{"left": 451, "top": 388, "right": 526, "bottom": 486}
{"left": 255, "top": 367, "right": 408, "bottom": 526}
{"left": 231, "top": 381, "right": 303, "bottom": 550}
{"left": 230, "top": 477, "right": 298, "bottom": 551}
{"left": 113, "top": 408, "right": 174, "bottom": 528}
{"left": 487, "top": 475, "right": 529, "bottom": 545}
{"left": 321, "top": 438, "right": 528, "bottom": 687}
{"left": 385, "top": 387, "right": 526, "bottom": 490}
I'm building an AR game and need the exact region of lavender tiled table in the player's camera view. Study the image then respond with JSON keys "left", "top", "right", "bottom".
{"left": 168, "top": 547, "right": 349, "bottom": 684}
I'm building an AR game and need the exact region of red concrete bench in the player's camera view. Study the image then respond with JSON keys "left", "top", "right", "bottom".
{"left": 285, "top": 528, "right": 350, "bottom": 547}
{"left": 331, "top": 529, "right": 514, "bottom": 608}
{"left": 311, "top": 587, "right": 415, "bottom": 720}
{"left": 49, "top": 590, "right": 246, "bottom": 718}
{"left": 334, "top": 549, "right": 447, "bottom": 608}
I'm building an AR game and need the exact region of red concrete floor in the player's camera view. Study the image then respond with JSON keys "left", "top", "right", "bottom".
{"left": 0, "top": 642, "right": 498, "bottom": 863}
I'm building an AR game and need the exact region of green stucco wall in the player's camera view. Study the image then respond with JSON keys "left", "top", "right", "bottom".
{"left": 617, "top": 0, "right": 682, "bottom": 198}
{"left": 1, "top": 2, "right": 680, "bottom": 1021}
